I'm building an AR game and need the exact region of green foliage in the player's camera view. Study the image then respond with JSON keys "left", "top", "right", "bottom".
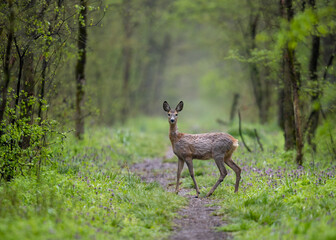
{"left": 215, "top": 168, "right": 336, "bottom": 240}
{"left": 275, "top": 5, "right": 336, "bottom": 52}
{"left": 177, "top": 122, "right": 336, "bottom": 240}
{"left": 0, "top": 94, "right": 64, "bottom": 181}
{"left": 0, "top": 120, "right": 185, "bottom": 239}
{"left": 0, "top": 170, "right": 184, "bottom": 239}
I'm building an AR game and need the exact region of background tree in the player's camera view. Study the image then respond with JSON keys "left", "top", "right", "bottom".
{"left": 75, "top": 0, "right": 88, "bottom": 139}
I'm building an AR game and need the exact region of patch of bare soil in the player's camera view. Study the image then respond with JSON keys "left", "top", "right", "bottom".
{"left": 130, "top": 149, "right": 230, "bottom": 240}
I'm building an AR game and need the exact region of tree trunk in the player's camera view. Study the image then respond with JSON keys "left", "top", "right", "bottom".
{"left": 153, "top": 34, "right": 171, "bottom": 105}
{"left": 249, "top": 62, "right": 264, "bottom": 123}
{"left": 322, "top": 35, "right": 336, "bottom": 83}
{"left": 263, "top": 67, "right": 272, "bottom": 123}
{"left": 289, "top": 54, "right": 304, "bottom": 165}
{"left": 280, "top": 0, "right": 295, "bottom": 151}
{"left": 230, "top": 93, "right": 240, "bottom": 122}
{"left": 121, "top": 41, "right": 132, "bottom": 123}
{"left": 0, "top": 0, "right": 14, "bottom": 127}
{"left": 283, "top": 0, "right": 304, "bottom": 165}
{"left": 13, "top": 38, "right": 29, "bottom": 124}
{"left": 306, "top": 0, "right": 321, "bottom": 151}
{"left": 138, "top": 0, "right": 156, "bottom": 114}
{"left": 75, "top": 0, "right": 87, "bottom": 139}
{"left": 291, "top": 65, "right": 303, "bottom": 165}
{"left": 139, "top": 36, "right": 155, "bottom": 114}
{"left": 282, "top": 53, "right": 296, "bottom": 150}
{"left": 306, "top": 35, "right": 320, "bottom": 151}
{"left": 21, "top": 52, "right": 35, "bottom": 149}
{"left": 38, "top": 56, "right": 47, "bottom": 122}
{"left": 248, "top": 13, "right": 269, "bottom": 124}
{"left": 277, "top": 86, "right": 285, "bottom": 130}
{"left": 120, "top": 0, "right": 133, "bottom": 123}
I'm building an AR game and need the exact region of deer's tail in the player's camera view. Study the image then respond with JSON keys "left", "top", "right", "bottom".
{"left": 233, "top": 139, "right": 239, "bottom": 148}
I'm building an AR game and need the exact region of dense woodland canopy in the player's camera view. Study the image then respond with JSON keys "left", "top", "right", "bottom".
{"left": 0, "top": 0, "right": 336, "bottom": 176}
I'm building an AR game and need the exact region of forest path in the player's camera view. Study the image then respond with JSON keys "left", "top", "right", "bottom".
{"left": 130, "top": 148, "right": 230, "bottom": 240}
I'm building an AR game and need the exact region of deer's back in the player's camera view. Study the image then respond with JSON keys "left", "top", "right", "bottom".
{"left": 172, "top": 132, "right": 237, "bottom": 160}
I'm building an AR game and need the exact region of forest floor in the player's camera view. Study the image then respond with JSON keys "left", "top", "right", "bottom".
{"left": 130, "top": 148, "right": 231, "bottom": 240}
{"left": 1, "top": 120, "right": 335, "bottom": 240}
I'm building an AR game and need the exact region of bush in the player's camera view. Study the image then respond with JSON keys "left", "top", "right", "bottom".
{"left": 0, "top": 100, "right": 64, "bottom": 181}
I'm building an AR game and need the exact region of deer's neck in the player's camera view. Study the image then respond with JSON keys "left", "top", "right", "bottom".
{"left": 169, "top": 123, "right": 179, "bottom": 143}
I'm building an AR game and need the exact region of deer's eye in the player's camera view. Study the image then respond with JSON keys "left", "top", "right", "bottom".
{"left": 168, "top": 113, "right": 171, "bottom": 116}
{"left": 176, "top": 114, "right": 178, "bottom": 116}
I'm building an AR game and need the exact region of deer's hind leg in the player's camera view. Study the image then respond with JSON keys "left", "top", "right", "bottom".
{"left": 185, "top": 158, "right": 200, "bottom": 198}
{"left": 206, "top": 154, "right": 228, "bottom": 197}
{"left": 224, "top": 156, "right": 241, "bottom": 193}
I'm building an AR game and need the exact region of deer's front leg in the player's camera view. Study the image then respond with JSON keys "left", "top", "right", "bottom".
{"left": 185, "top": 158, "right": 200, "bottom": 198}
{"left": 176, "top": 158, "right": 184, "bottom": 194}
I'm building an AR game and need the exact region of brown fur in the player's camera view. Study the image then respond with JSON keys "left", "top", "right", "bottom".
{"left": 163, "top": 101, "right": 241, "bottom": 197}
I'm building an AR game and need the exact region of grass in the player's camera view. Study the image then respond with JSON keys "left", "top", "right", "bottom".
{"left": 177, "top": 120, "right": 336, "bottom": 240}
{"left": 0, "top": 118, "right": 185, "bottom": 240}
{"left": 0, "top": 115, "right": 335, "bottom": 240}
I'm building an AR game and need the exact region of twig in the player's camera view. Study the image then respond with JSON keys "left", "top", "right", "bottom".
{"left": 254, "top": 128, "right": 264, "bottom": 151}
{"left": 238, "top": 110, "right": 251, "bottom": 152}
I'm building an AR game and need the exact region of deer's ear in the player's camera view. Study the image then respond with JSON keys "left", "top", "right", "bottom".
{"left": 163, "top": 101, "right": 171, "bottom": 112}
{"left": 175, "top": 101, "right": 184, "bottom": 112}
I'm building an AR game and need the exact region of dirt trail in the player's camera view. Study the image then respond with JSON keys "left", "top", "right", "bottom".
{"left": 130, "top": 148, "right": 230, "bottom": 240}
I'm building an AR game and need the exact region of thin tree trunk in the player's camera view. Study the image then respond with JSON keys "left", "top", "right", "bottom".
{"left": 278, "top": 59, "right": 285, "bottom": 131}
{"left": 230, "top": 93, "right": 240, "bottom": 122}
{"left": 153, "top": 34, "right": 171, "bottom": 105}
{"left": 282, "top": 52, "right": 296, "bottom": 150}
{"left": 13, "top": 38, "right": 29, "bottom": 124}
{"left": 0, "top": 0, "right": 14, "bottom": 127}
{"left": 248, "top": 13, "right": 268, "bottom": 124}
{"left": 139, "top": 0, "right": 156, "bottom": 114}
{"left": 277, "top": 86, "right": 285, "bottom": 130}
{"left": 249, "top": 62, "right": 265, "bottom": 123}
{"left": 121, "top": 42, "right": 132, "bottom": 123}
{"left": 1, "top": 0, "right": 14, "bottom": 181}
{"left": 290, "top": 61, "right": 304, "bottom": 165}
{"left": 75, "top": 0, "right": 87, "bottom": 139}
{"left": 39, "top": 0, "right": 63, "bottom": 123}
{"left": 120, "top": 0, "right": 133, "bottom": 123}
{"left": 263, "top": 67, "right": 272, "bottom": 122}
{"left": 38, "top": 57, "right": 47, "bottom": 122}
{"left": 21, "top": 52, "right": 35, "bottom": 149}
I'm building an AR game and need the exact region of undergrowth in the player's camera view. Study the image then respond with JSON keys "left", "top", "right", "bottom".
{"left": 1, "top": 115, "right": 335, "bottom": 240}
{"left": 179, "top": 119, "right": 336, "bottom": 240}
{"left": 0, "top": 118, "right": 185, "bottom": 240}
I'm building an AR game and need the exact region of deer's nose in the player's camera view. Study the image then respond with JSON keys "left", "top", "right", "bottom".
{"left": 170, "top": 119, "right": 175, "bottom": 123}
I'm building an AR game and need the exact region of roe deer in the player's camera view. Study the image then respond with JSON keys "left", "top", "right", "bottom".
{"left": 163, "top": 101, "right": 241, "bottom": 197}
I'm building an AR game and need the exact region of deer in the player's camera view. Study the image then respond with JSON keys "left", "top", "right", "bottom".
{"left": 163, "top": 101, "right": 241, "bottom": 198}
